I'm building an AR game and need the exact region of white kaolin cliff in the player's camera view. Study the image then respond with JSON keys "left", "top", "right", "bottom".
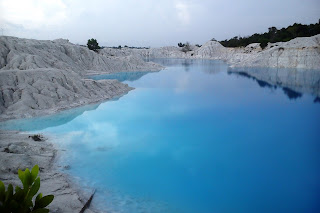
{"left": 121, "top": 34, "right": 320, "bottom": 70}
{"left": 0, "top": 36, "right": 162, "bottom": 75}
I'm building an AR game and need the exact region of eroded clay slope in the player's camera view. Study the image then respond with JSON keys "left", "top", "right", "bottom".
{"left": 0, "top": 36, "right": 163, "bottom": 75}
{"left": 0, "top": 68, "right": 133, "bottom": 121}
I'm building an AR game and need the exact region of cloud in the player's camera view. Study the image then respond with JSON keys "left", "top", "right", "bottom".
{"left": 175, "top": 1, "right": 191, "bottom": 26}
{"left": 0, "top": 21, "right": 30, "bottom": 36}
{"left": 1, "top": 0, "right": 319, "bottom": 46}
{"left": 1, "top": 0, "right": 67, "bottom": 29}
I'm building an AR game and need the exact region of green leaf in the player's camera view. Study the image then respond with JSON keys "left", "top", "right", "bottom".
{"left": 31, "top": 165, "right": 39, "bottom": 182}
{"left": 0, "top": 181, "right": 5, "bottom": 193}
{"left": 31, "top": 208, "right": 49, "bottom": 213}
{"left": 25, "top": 168, "right": 32, "bottom": 186}
{"left": 5, "top": 184, "right": 13, "bottom": 202}
{"left": 0, "top": 181, "right": 5, "bottom": 201}
{"left": 35, "top": 193, "right": 42, "bottom": 202}
{"left": 12, "top": 186, "right": 25, "bottom": 201}
{"left": 19, "top": 169, "right": 29, "bottom": 190}
{"left": 18, "top": 169, "right": 25, "bottom": 185}
{"left": 29, "top": 178, "right": 40, "bottom": 198}
{"left": 35, "top": 195, "right": 54, "bottom": 208}
{"left": 26, "top": 199, "right": 33, "bottom": 208}
{"left": 15, "top": 186, "right": 22, "bottom": 192}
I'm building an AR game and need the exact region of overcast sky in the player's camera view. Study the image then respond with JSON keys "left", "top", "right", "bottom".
{"left": 0, "top": 0, "right": 319, "bottom": 47}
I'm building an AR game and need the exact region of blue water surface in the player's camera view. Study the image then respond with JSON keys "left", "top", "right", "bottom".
{"left": 1, "top": 59, "right": 320, "bottom": 213}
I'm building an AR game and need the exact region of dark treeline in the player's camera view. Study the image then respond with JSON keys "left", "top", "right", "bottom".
{"left": 108, "top": 45, "right": 150, "bottom": 49}
{"left": 220, "top": 19, "right": 320, "bottom": 49}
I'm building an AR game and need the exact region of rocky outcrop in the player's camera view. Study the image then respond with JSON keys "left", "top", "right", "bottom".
{"left": 0, "top": 130, "right": 97, "bottom": 213}
{"left": 0, "top": 36, "right": 163, "bottom": 75}
{"left": 202, "top": 35, "right": 320, "bottom": 69}
{"left": 0, "top": 68, "right": 133, "bottom": 121}
{"left": 229, "top": 35, "right": 320, "bottom": 69}
{"left": 111, "top": 34, "right": 320, "bottom": 70}
{"left": 101, "top": 45, "right": 201, "bottom": 60}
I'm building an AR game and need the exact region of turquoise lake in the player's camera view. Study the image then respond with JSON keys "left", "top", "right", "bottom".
{"left": 1, "top": 59, "right": 320, "bottom": 212}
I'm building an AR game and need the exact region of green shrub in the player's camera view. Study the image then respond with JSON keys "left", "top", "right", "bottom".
{"left": 87, "top": 38, "right": 100, "bottom": 51}
{"left": 181, "top": 42, "right": 192, "bottom": 53}
{"left": 259, "top": 39, "right": 269, "bottom": 49}
{"left": 178, "top": 42, "right": 185, "bottom": 47}
{"left": 0, "top": 165, "right": 54, "bottom": 213}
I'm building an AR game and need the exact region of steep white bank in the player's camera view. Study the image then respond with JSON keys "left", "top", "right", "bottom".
{"left": 230, "top": 35, "right": 320, "bottom": 69}
{"left": 0, "top": 68, "right": 133, "bottom": 121}
{"left": 0, "top": 36, "right": 163, "bottom": 75}
{"left": 101, "top": 45, "right": 200, "bottom": 59}
{"left": 111, "top": 35, "right": 320, "bottom": 70}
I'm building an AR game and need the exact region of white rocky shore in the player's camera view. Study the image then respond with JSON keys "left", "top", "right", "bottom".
{"left": 0, "top": 68, "right": 133, "bottom": 121}
{"left": 0, "top": 130, "right": 96, "bottom": 213}
{"left": 104, "top": 34, "right": 320, "bottom": 70}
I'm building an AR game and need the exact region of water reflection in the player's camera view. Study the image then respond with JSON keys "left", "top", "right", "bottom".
{"left": 231, "top": 71, "right": 276, "bottom": 88}
{"left": 228, "top": 67, "right": 320, "bottom": 100}
{"left": 90, "top": 71, "right": 153, "bottom": 82}
{"left": 148, "top": 58, "right": 228, "bottom": 74}
{"left": 282, "top": 87, "right": 303, "bottom": 100}
{"left": 182, "top": 60, "right": 191, "bottom": 72}
{"left": 256, "top": 79, "right": 274, "bottom": 89}
{"left": 0, "top": 102, "right": 100, "bottom": 131}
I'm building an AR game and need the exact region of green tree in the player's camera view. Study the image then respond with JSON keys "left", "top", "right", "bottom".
{"left": 178, "top": 42, "right": 184, "bottom": 47}
{"left": 182, "top": 42, "right": 192, "bottom": 53}
{"left": 87, "top": 38, "right": 100, "bottom": 51}
{"left": 219, "top": 20, "right": 320, "bottom": 48}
